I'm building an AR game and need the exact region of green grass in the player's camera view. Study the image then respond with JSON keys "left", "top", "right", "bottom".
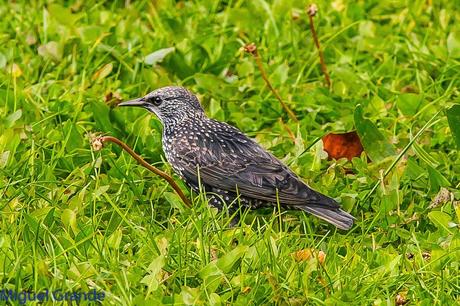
{"left": 1, "top": 0, "right": 459, "bottom": 305}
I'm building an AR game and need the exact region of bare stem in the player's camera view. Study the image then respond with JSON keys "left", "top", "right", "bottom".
{"left": 279, "top": 118, "right": 297, "bottom": 143}
{"left": 91, "top": 135, "right": 192, "bottom": 207}
{"left": 244, "top": 43, "right": 299, "bottom": 122}
{"left": 307, "top": 4, "right": 331, "bottom": 88}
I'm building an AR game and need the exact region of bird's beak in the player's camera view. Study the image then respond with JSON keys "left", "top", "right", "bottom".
{"left": 118, "top": 97, "right": 146, "bottom": 108}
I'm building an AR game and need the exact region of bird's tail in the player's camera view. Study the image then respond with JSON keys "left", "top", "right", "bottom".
{"left": 299, "top": 206, "right": 354, "bottom": 230}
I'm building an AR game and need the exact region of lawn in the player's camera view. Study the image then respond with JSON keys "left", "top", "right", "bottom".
{"left": 0, "top": 0, "right": 459, "bottom": 305}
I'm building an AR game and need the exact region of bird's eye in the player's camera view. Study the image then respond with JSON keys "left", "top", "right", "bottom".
{"left": 151, "top": 96, "right": 163, "bottom": 106}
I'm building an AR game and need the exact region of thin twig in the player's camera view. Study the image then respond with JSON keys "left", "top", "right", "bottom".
{"left": 307, "top": 4, "right": 331, "bottom": 88}
{"left": 90, "top": 135, "right": 191, "bottom": 207}
{"left": 278, "top": 117, "right": 297, "bottom": 143}
{"left": 244, "top": 43, "right": 299, "bottom": 122}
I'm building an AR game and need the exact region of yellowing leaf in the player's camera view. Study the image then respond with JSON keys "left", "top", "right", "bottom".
{"left": 38, "top": 41, "right": 63, "bottom": 61}
{"left": 428, "top": 211, "right": 454, "bottom": 233}
{"left": 447, "top": 32, "right": 460, "bottom": 58}
{"left": 11, "top": 63, "right": 22, "bottom": 78}
{"left": 107, "top": 229, "right": 122, "bottom": 249}
{"left": 292, "top": 249, "right": 313, "bottom": 261}
{"left": 4, "top": 109, "right": 22, "bottom": 128}
{"left": 92, "top": 63, "right": 113, "bottom": 82}
{"left": 48, "top": 3, "right": 81, "bottom": 26}
{"left": 144, "top": 47, "right": 175, "bottom": 66}
{"left": 61, "top": 209, "right": 77, "bottom": 233}
{"left": 94, "top": 185, "right": 110, "bottom": 198}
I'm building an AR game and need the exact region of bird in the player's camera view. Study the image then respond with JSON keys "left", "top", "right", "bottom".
{"left": 118, "top": 86, "right": 354, "bottom": 230}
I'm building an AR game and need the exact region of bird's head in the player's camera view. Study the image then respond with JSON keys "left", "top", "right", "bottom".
{"left": 118, "top": 86, "right": 204, "bottom": 127}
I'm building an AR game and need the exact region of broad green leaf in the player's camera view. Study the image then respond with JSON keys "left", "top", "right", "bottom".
{"left": 141, "top": 255, "right": 165, "bottom": 295}
{"left": 413, "top": 143, "right": 439, "bottom": 167}
{"left": 199, "top": 261, "right": 221, "bottom": 279}
{"left": 144, "top": 47, "right": 175, "bottom": 66}
{"left": 0, "top": 151, "right": 7, "bottom": 169}
{"left": 48, "top": 3, "right": 81, "bottom": 26}
{"left": 354, "top": 105, "right": 396, "bottom": 161}
{"left": 428, "top": 211, "right": 454, "bottom": 233}
{"left": 209, "top": 293, "right": 221, "bottom": 306}
{"left": 216, "top": 245, "right": 248, "bottom": 273}
{"left": 78, "top": 26, "right": 103, "bottom": 44}
{"left": 377, "top": 254, "right": 401, "bottom": 275}
{"left": 359, "top": 20, "right": 375, "bottom": 37}
{"left": 199, "top": 262, "right": 223, "bottom": 293}
{"left": 368, "top": 95, "right": 387, "bottom": 117}
{"left": 68, "top": 262, "right": 97, "bottom": 280}
{"left": 4, "top": 109, "right": 22, "bottom": 128}
{"left": 403, "top": 157, "right": 426, "bottom": 180}
{"left": 439, "top": 9, "right": 449, "bottom": 29}
{"left": 381, "top": 190, "right": 398, "bottom": 213}
{"left": 94, "top": 185, "right": 110, "bottom": 198}
{"left": 30, "top": 206, "right": 53, "bottom": 220}
{"left": 427, "top": 165, "right": 451, "bottom": 192}
{"left": 236, "top": 59, "right": 254, "bottom": 77}
{"left": 194, "top": 73, "right": 225, "bottom": 94}
{"left": 43, "top": 208, "right": 56, "bottom": 228}
{"left": 180, "top": 286, "right": 200, "bottom": 305}
{"left": 311, "top": 140, "right": 326, "bottom": 171}
{"left": 446, "top": 104, "right": 460, "bottom": 148}
{"left": 0, "top": 130, "right": 21, "bottom": 167}
{"left": 272, "top": 62, "right": 289, "bottom": 85}
{"left": 90, "top": 101, "right": 118, "bottom": 135}
{"left": 23, "top": 213, "right": 39, "bottom": 236}
{"left": 164, "top": 192, "right": 186, "bottom": 212}
{"left": 61, "top": 209, "right": 78, "bottom": 233}
{"left": 334, "top": 67, "right": 361, "bottom": 92}
{"left": 396, "top": 93, "right": 422, "bottom": 116}
{"left": 107, "top": 229, "right": 122, "bottom": 249}
{"left": 209, "top": 98, "right": 225, "bottom": 121}
{"left": 0, "top": 52, "right": 6, "bottom": 69}
{"left": 62, "top": 121, "right": 82, "bottom": 152}
{"left": 447, "top": 32, "right": 460, "bottom": 58}
{"left": 38, "top": 41, "right": 63, "bottom": 61}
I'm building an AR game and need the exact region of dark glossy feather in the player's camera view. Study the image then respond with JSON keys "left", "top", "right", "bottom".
{"left": 121, "top": 86, "right": 354, "bottom": 230}
{"left": 173, "top": 120, "right": 336, "bottom": 206}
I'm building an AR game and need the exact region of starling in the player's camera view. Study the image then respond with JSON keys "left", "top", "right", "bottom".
{"left": 118, "top": 86, "right": 354, "bottom": 230}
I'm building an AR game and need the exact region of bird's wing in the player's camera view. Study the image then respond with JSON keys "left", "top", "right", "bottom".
{"left": 175, "top": 121, "right": 339, "bottom": 209}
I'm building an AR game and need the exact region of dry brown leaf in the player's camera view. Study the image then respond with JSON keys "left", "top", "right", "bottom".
{"left": 104, "top": 91, "right": 123, "bottom": 107}
{"left": 317, "top": 250, "right": 326, "bottom": 264}
{"left": 429, "top": 187, "right": 453, "bottom": 209}
{"left": 242, "top": 287, "right": 251, "bottom": 294}
{"left": 401, "top": 85, "right": 418, "bottom": 93}
{"left": 92, "top": 63, "right": 113, "bottom": 82}
{"left": 292, "top": 249, "right": 313, "bottom": 261}
{"left": 292, "top": 249, "right": 325, "bottom": 264}
{"left": 322, "top": 131, "right": 364, "bottom": 161}
{"left": 422, "top": 251, "right": 431, "bottom": 261}
{"left": 395, "top": 292, "right": 409, "bottom": 305}
{"left": 210, "top": 247, "right": 218, "bottom": 261}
